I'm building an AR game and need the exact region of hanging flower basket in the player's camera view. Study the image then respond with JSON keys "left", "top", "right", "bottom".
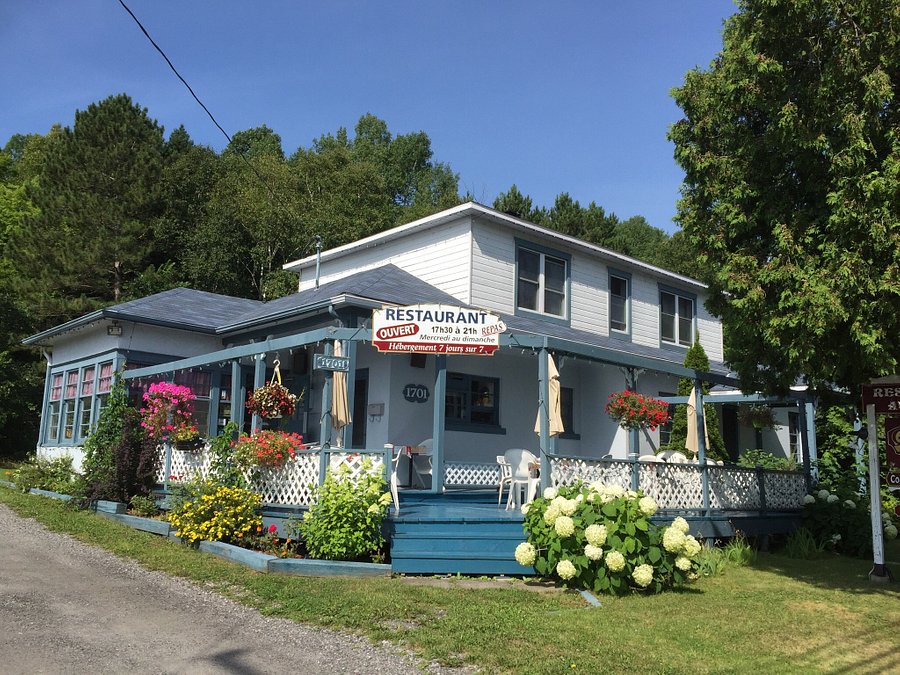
{"left": 232, "top": 430, "right": 305, "bottom": 470}
{"left": 140, "top": 382, "right": 198, "bottom": 443}
{"left": 605, "top": 390, "right": 670, "bottom": 431}
{"left": 737, "top": 404, "right": 780, "bottom": 430}
{"left": 246, "top": 382, "right": 300, "bottom": 419}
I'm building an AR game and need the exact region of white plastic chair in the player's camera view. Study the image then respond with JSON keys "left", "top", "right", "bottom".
{"left": 387, "top": 444, "right": 401, "bottom": 514}
{"left": 411, "top": 438, "right": 433, "bottom": 489}
{"left": 638, "top": 454, "right": 665, "bottom": 463}
{"left": 496, "top": 455, "right": 513, "bottom": 506}
{"left": 504, "top": 449, "right": 539, "bottom": 510}
{"left": 658, "top": 450, "right": 689, "bottom": 464}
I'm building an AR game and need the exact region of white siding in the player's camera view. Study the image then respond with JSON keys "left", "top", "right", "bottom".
{"left": 470, "top": 219, "right": 516, "bottom": 313}
{"left": 298, "top": 218, "right": 473, "bottom": 303}
{"left": 51, "top": 322, "right": 223, "bottom": 366}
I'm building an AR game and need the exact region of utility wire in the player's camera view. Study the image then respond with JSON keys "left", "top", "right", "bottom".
{"left": 116, "top": 0, "right": 319, "bottom": 255}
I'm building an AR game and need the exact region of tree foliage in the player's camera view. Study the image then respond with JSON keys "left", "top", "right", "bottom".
{"left": 670, "top": 0, "right": 900, "bottom": 392}
{"left": 665, "top": 341, "right": 728, "bottom": 462}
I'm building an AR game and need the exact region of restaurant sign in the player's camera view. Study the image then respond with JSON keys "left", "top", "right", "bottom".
{"left": 372, "top": 304, "right": 506, "bottom": 356}
{"left": 886, "top": 417, "right": 900, "bottom": 492}
{"left": 860, "top": 382, "right": 900, "bottom": 414}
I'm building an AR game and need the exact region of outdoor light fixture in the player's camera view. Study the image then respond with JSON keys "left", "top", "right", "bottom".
{"left": 107, "top": 321, "right": 123, "bottom": 337}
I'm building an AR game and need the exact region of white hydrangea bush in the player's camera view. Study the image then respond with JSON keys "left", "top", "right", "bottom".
{"left": 517, "top": 482, "right": 702, "bottom": 595}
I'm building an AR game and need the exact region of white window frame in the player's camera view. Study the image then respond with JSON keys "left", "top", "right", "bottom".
{"left": 659, "top": 288, "right": 696, "bottom": 347}
{"left": 516, "top": 244, "right": 569, "bottom": 320}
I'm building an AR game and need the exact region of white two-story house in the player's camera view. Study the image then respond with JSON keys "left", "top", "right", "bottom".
{"left": 25, "top": 202, "right": 813, "bottom": 486}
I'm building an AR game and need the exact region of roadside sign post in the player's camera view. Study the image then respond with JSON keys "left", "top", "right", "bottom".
{"left": 860, "top": 379, "right": 899, "bottom": 583}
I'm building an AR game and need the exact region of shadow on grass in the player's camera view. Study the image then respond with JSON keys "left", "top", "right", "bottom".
{"left": 749, "top": 550, "right": 900, "bottom": 596}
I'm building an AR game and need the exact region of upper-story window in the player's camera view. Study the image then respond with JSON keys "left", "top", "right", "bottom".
{"left": 516, "top": 244, "right": 568, "bottom": 319}
{"left": 609, "top": 271, "right": 630, "bottom": 335}
{"left": 659, "top": 287, "right": 695, "bottom": 347}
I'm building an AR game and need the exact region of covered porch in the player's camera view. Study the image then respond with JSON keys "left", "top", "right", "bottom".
{"left": 126, "top": 322, "right": 814, "bottom": 519}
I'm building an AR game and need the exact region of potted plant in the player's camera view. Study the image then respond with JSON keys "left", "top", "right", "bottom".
{"left": 172, "top": 424, "right": 203, "bottom": 452}
{"left": 140, "top": 382, "right": 202, "bottom": 447}
{"left": 246, "top": 382, "right": 300, "bottom": 420}
{"left": 232, "top": 430, "right": 305, "bottom": 470}
{"left": 737, "top": 403, "right": 780, "bottom": 430}
{"left": 605, "top": 390, "right": 670, "bottom": 431}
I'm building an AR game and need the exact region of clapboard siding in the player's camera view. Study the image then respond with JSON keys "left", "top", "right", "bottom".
{"left": 470, "top": 217, "right": 723, "bottom": 361}
{"left": 470, "top": 219, "right": 516, "bottom": 313}
{"left": 298, "top": 218, "right": 473, "bottom": 303}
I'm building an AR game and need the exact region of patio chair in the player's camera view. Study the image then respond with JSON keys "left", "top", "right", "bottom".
{"left": 504, "top": 448, "right": 539, "bottom": 510}
{"left": 409, "top": 438, "right": 433, "bottom": 489}
{"left": 496, "top": 455, "right": 513, "bottom": 506}
{"left": 638, "top": 454, "right": 665, "bottom": 463}
{"left": 387, "top": 444, "right": 401, "bottom": 514}
{"left": 658, "top": 450, "right": 689, "bottom": 464}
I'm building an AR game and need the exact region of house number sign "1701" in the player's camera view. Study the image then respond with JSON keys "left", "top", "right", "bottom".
{"left": 403, "top": 384, "right": 430, "bottom": 403}
{"left": 313, "top": 354, "right": 350, "bottom": 372}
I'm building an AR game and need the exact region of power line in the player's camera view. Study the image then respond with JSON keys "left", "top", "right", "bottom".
{"left": 116, "top": 0, "right": 318, "bottom": 254}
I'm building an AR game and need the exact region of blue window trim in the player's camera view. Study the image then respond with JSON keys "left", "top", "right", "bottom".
{"left": 514, "top": 238, "right": 572, "bottom": 327}
{"left": 608, "top": 267, "right": 632, "bottom": 341}
{"left": 444, "top": 372, "right": 507, "bottom": 435}
{"left": 658, "top": 283, "right": 697, "bottom": 352}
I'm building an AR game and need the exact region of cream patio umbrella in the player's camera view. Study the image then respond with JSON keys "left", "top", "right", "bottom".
{"left": 685, "top": 386, "right": 710, "bottom": 460}
{"left": 332, "top": 341, "right": 352, "bottom": 447}
{"left": 535, "top": 353, "right": 565, "bottom": 437}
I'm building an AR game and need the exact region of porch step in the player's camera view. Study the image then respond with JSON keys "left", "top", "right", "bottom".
{"left": 389, "top": 496, "right": 531, "bottom": 575}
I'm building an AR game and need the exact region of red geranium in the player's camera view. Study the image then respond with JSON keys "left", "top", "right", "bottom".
{"left": 605, "top": 390, "right": 670, "bottom": 431}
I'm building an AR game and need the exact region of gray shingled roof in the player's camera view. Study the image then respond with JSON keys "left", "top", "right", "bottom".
{"left": 106, "top": 287, "right": 262, "bottom": 331}
{"left": 220, "top": 264, "right": 462, "bottom": 330}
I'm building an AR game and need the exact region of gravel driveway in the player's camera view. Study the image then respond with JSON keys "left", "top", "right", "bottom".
{"left": 0, "top": 503, "right": 463, "bottom": 674}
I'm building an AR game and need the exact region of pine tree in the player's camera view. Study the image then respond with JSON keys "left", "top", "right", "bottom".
{"left": 667, "top": 341, "right": 728, "bottom": 462}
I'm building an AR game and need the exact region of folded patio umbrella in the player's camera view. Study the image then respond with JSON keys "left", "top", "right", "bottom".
{"left": 332, "top": 340, "right": 352, "bottom": 447}
{"left": 685, "top": 386, "right": 710, "bottom": 459}
{"left": 534, "top": 352, "right": 564, "bottom": 437}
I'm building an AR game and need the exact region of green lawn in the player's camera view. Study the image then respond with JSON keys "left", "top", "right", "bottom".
{"left": 1, "top": 486, "right": 898, "bottom": 674}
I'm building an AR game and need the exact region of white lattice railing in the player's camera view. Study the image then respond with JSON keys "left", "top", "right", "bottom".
{"left": 157, "top": 444, "right": 388, "bottom": 507}
{"left": 444, "top": 462, "right": 501, "bottom": 487}
{"left": 548, "top": 454, "right": 805, "bottom": 512}
{"left": 763, "top": 470, "right": 807, "bottom": 510}
{"left": 550, "top": 457, "right": 632, "bottom": 489}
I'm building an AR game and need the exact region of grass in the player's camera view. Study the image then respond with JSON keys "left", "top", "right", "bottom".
{"left": 2, "top": 486, "right": 899, "bottom": 674}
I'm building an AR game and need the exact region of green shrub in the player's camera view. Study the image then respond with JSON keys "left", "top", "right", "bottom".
{"left": 12, "top": 455, "right": 78, "bottom": 494}
{"left": 802, "top": 488, "right": 873, "bottom": 557}
{"left": 166, "top": 480, "right": 262, "bottom": 545}
{"left": 517, "top": 483, "right": 702, "bottom": 595}
{"left": 206, "top": 422, "right": 247, "bottom": 489}
{"left": 693, "top": 534, "right": 756, "bottom": 576}
{"left": 782, "top": 527, "right": 827, "bottom": 559}
{"left": 737, "top": 449, "right": 796, "bottom": 471}
{"left": 298, "top": 459, "right": 391, "bottom": 562}
{"left": 129, "top": 494, "right": 159, "bottom": 518}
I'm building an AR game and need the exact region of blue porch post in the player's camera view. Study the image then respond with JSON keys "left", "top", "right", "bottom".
{"left": 695, "top": 377, "right": 710, "bottom": 515}
{"left": 538, "top": 348, "right": 551, "bottom": 491}
{"left": 229, "top": 359, "right": 243, "bottom": 428}
{"left": 431, "top": 354, "right": 446, "bottom": 494}
{"left": 319, "top": 341, "right": 335, "bottom": 485}
{"left": 627, "top": 369, "right": 640, "bottom": 491}
{"left": 799, "top": 397, "right": 814, "bottom": 491}
{"left": 251, "top": 354, "right": 266, "bottom": 432}
{"left": 804, "top": 398, "right": 818, "bottom": 483}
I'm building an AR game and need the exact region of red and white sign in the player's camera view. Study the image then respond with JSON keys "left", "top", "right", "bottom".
{"left": 861, "top": 383, "right": 900, "bottom": 414}
{"left": 372, "top": 304, "right": 506, "bottom": 356}
{"left": 886, "top": 417, "right": 900, "bottom": 492}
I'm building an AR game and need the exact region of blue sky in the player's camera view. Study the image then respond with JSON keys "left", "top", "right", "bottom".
{"left": 1, "top": 1, "right": 736, "bottom": 233}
